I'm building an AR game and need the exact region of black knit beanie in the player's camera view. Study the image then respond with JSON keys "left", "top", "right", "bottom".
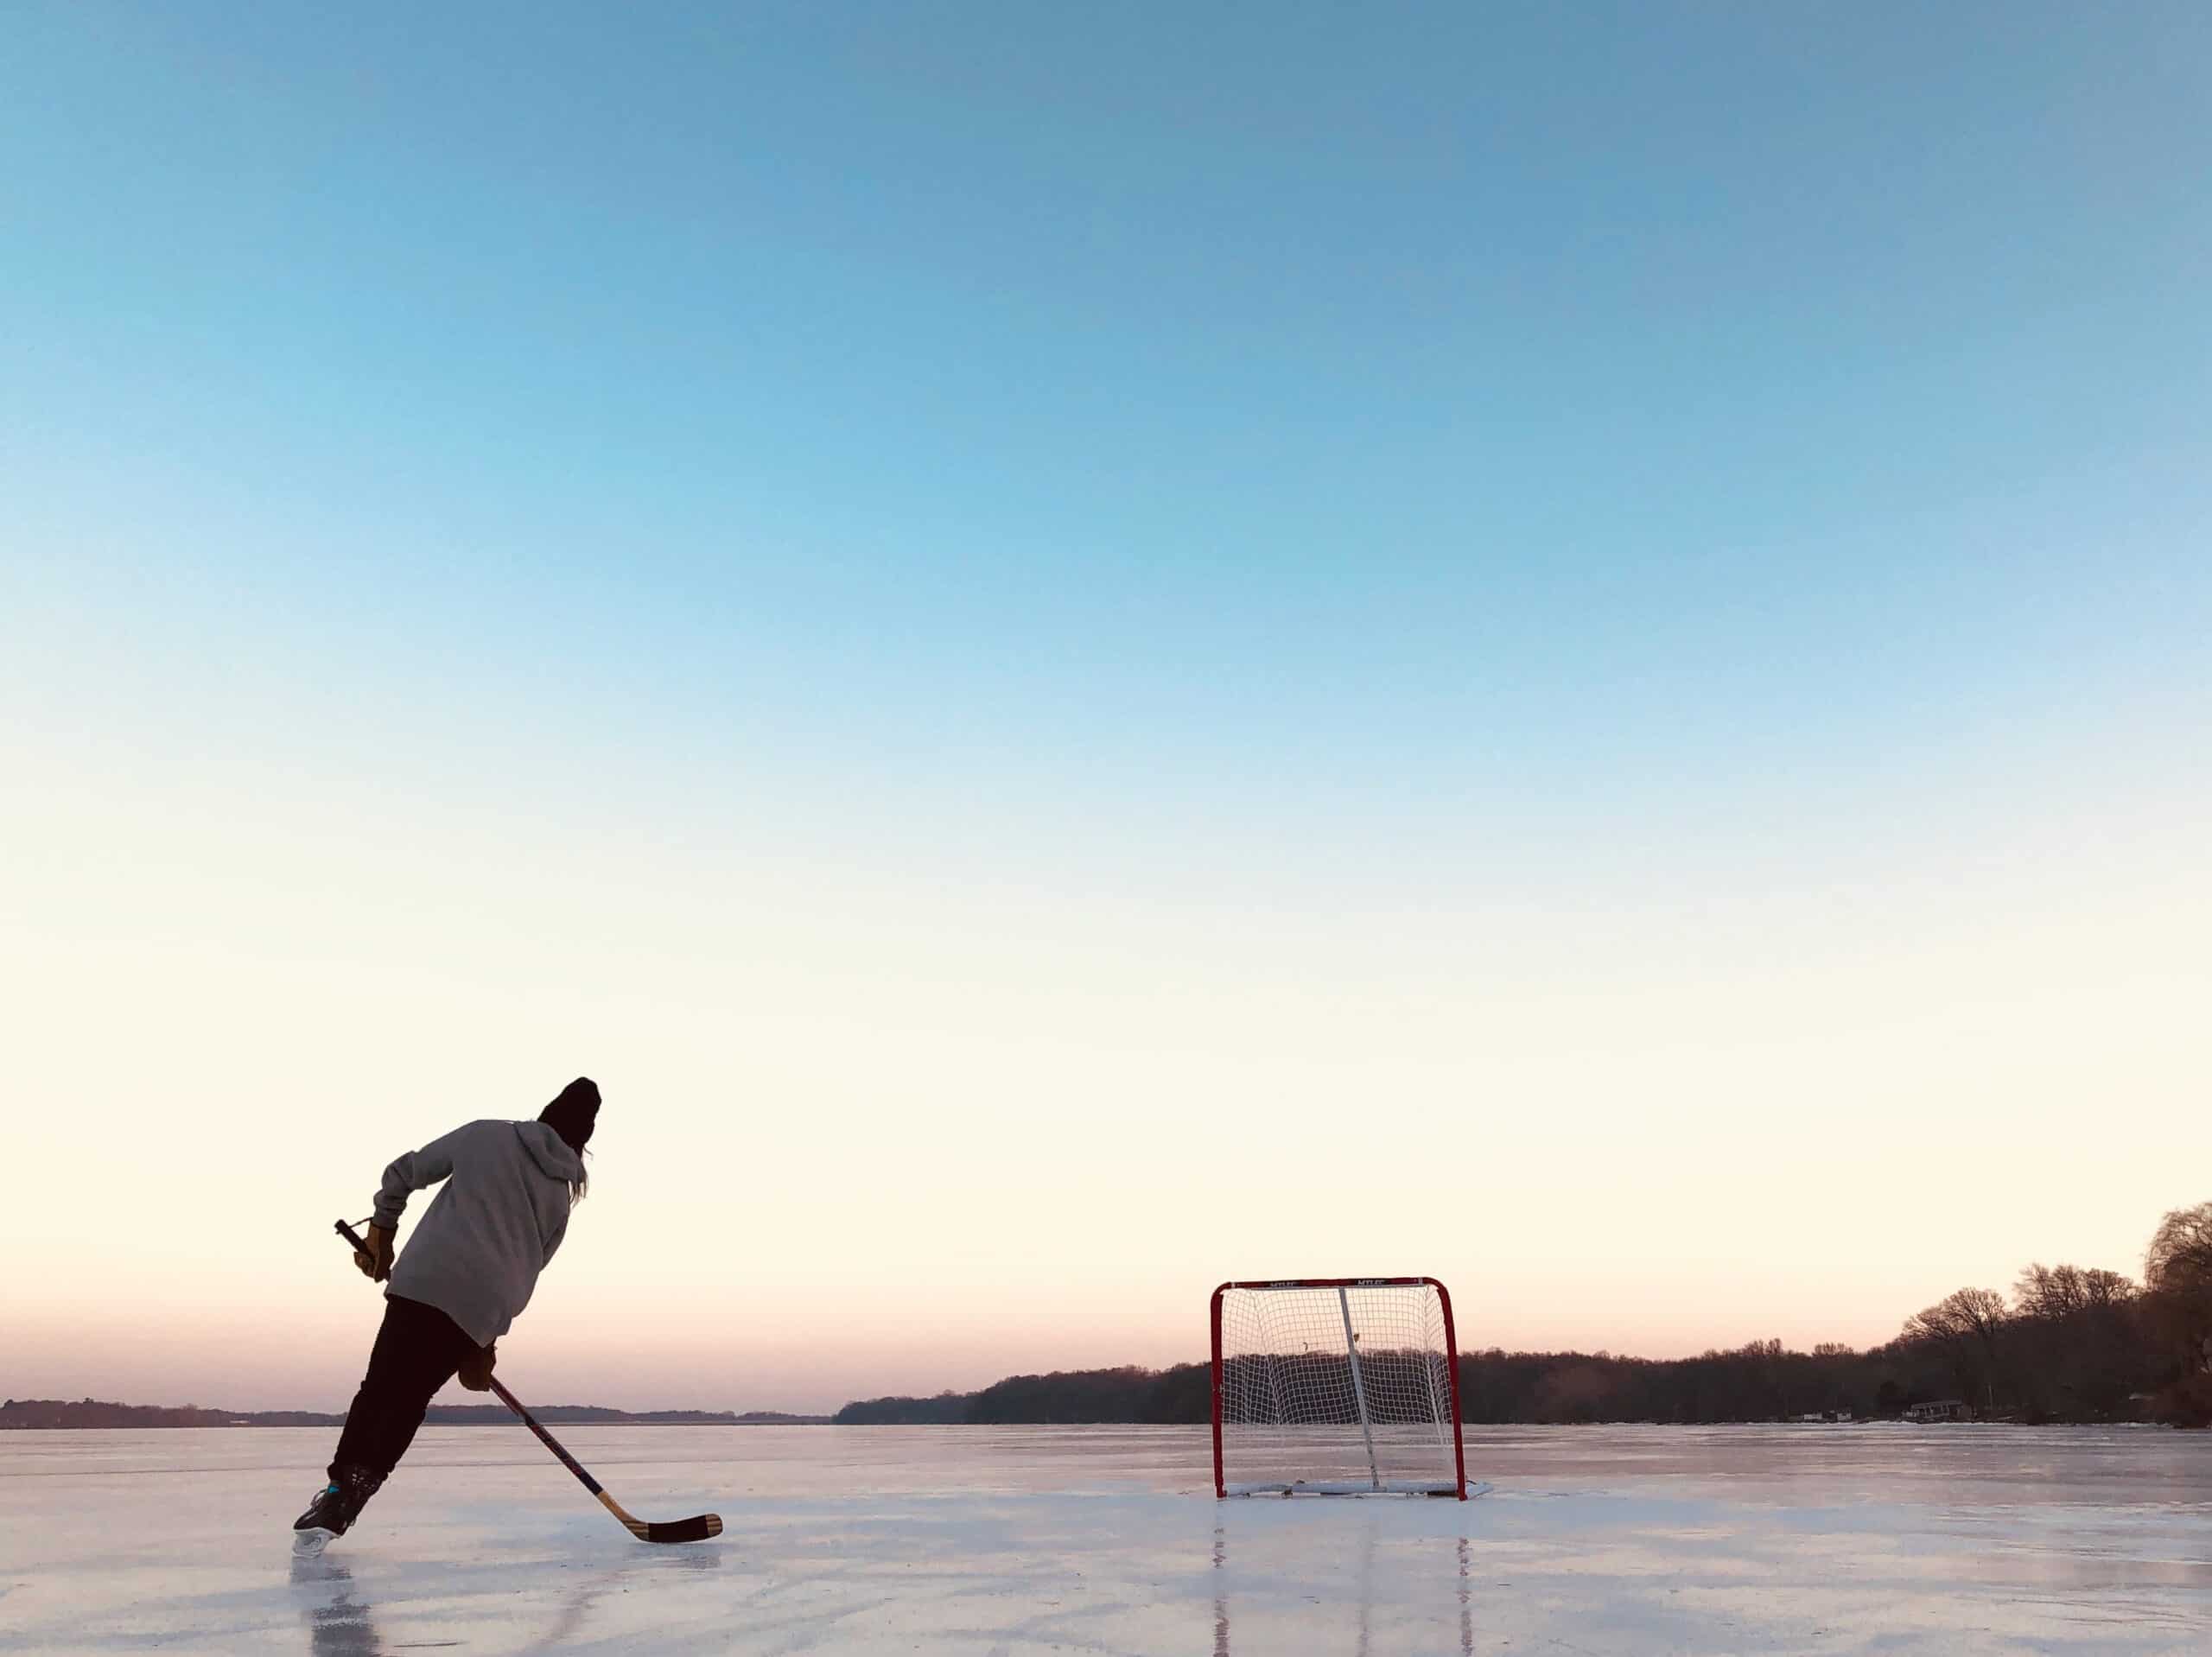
{"left": 539, "top": 1076, "right": 601, "bottom": 1154}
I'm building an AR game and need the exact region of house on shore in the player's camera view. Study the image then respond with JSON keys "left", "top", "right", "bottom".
{"left": 1903, "top": 1400, "right": 1969, "bottom": 1424}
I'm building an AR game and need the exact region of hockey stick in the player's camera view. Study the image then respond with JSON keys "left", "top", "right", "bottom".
{"left": 334, "top": 1219, "right": 721, "bottom": 1544}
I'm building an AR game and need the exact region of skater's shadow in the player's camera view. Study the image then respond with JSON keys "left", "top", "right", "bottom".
{"left": 289, "top": 1557, "right": 381, "bottom": 1657}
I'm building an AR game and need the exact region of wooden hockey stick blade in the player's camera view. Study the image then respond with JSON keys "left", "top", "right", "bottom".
{"left": 601, "top": 1492, "right": 723, "bottom": 1544}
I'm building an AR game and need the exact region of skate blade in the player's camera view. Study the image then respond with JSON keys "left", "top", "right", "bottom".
{"left": 292, "top": 1527, "right": 336, "bottom": 1559}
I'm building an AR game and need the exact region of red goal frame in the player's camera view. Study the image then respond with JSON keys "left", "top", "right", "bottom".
{"left": 1211, "top": 1276, "right": 1468, "bottom": 1499}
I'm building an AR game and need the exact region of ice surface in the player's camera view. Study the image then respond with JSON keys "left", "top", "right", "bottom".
{"left": 3, "top": 1425, "right": 2208, "bottom": 1654}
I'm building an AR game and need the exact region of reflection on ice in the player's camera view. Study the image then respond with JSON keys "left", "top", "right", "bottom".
{"left": 3, "top": 1424, "right": 2208, "bottom": 1654}
{"left": 289, "top": 1556, "right": 379, "bottom": 1657}
{"left": 288, "top": 1524, "right": 728, "bottom": 1653}
{"left": 1458, "top": 1532, "right": 1475, "bottom": 1657}
{"left": 1209, "top": 1501, "right": 1488, "bottom": 1657}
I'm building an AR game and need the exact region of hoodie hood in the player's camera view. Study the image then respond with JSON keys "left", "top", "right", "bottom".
{"left": 513, "top": 1120, "right": 585, "bottom": 1184}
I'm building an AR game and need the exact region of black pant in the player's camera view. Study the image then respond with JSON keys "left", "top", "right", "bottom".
{"left": 330, "top": 1294, "right": 478, "bottom": 1482}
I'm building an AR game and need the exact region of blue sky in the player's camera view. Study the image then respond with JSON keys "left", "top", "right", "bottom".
{"left": 4, "top": 3, "right": 2209, "bottom": 1407}
{"left": 11, "top": 4, "right": 2207, "bottom": 772}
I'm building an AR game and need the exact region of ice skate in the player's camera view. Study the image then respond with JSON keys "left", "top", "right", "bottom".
{"left": 291, "top": 1465, "right": 383, "bottom": 1556}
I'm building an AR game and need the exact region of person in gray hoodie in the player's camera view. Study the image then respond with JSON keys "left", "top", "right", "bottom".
{"left": 294, "top": 1077, "right": 599, "bottom": 1551}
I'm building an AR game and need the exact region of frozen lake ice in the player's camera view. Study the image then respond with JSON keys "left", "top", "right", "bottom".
{"left": 2, "top": 1424, "right": 2208, "bottom": 1654}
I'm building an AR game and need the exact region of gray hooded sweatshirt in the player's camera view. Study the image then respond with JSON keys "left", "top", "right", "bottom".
{"left": 371, "top": 1120, "right": 582, "bottom": 1347}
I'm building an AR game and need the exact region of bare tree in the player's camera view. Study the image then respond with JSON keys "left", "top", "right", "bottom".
{"left": 2079, "top": 1269, "right": 2136, "bottom": 1310}
{"left": 2014, "top": 1263, "right": 2138, "bottom": 1319}
{"left": 2145, "top": 1203, "right": 2212, "bottom": 1292}
{"left": 2015, "top": 1263, "right": 2084, "bottom": 1317}
{"left": 2145, "top": 1202, "right": 2212, "bottom": 1377}
{"left": 1904, "top": 1287, "right": 2009, "bottom": 1412}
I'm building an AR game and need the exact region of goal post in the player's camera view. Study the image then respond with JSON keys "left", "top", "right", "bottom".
{"left": 1211, "top": 1277, "right": 1467, "bottom": 1499}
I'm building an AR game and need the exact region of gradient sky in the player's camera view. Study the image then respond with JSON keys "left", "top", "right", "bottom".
{"left": 3, "top": 3, "right": 2209, "bottom": 1413}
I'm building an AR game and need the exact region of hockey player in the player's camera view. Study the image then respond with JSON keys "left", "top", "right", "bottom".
{"left": 294, "top": 1077, "right": 599, "bottom": 1553}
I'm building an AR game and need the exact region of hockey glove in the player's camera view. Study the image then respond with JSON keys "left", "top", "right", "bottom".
{"left": 353, "top": 1222, "right": 396, "bottom": 1283}
{"left": 458, "top": 1342, "right": 498, "bottom": 1392}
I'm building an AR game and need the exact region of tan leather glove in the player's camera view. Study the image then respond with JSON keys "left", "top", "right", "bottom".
{"left": 458, "top": 1342, "right": 498, "bottom": 1392}
{"left": 353, "top": 1223, "right": 396, "bottom": 1283}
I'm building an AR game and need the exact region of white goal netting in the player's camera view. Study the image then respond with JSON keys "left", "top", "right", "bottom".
{"left": 1212, "top": 1278, "right": 1465, "bottom": 1497}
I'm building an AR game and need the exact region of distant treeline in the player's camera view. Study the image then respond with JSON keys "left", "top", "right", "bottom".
{"left": 22, "top": 1204, "right": 2210, "bottom": 1432}
{"left": 0, "top": 1399, "right": 829, "bottom": 1430}
{"left": 836, "top": 1368, "right": 1208, "bottom": 1426}
{"left": 0, "top": 1400, "right": 340, "bottom": 1430}
{"left": 836, "top": 1202, "right": 2212, "bottom": 1429}
{"left": 412, "top": 1406, "right": 830, "bottom": 1426}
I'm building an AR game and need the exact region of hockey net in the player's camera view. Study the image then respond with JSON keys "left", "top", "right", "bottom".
{"left": 1211, "top": 1277, "right": 1466, "bottom": 1498}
